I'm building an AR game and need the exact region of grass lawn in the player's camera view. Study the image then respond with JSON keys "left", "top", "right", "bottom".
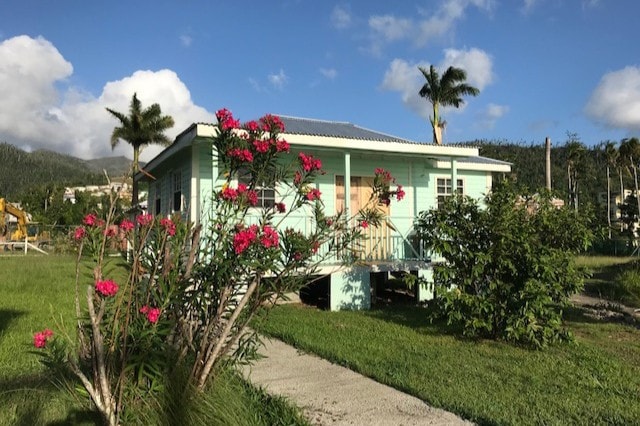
{"left": 576, "top": 255, "right": 640, "bottom": 307}
{"left": 255, "top": 258, "right": 640, "bottom": 425}
{"left": 0, "top": 254, "right": 307, "bottom": 425}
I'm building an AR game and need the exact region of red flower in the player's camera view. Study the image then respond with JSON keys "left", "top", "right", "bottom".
{"left": 244, "top": 120, "right": 260, "bottom": 132}
{"left": 119, "top": 219, "right": 135, "bottom": 232}
{"left": 252, "top": 139, "right": 270, "bottom": 153}
{"left": 160, "top": 218, "right": 176, "bottom": 236}
{"left": 260, "top": 114, "right": 285, "bottom": 133}
{"left": 136, "top": 214, "right": 154, "bottom": 227}
{"left": 233, "top": 225, "right": 259, "bottom": 254}
{"left": 298, "top": 153, "right": 322, "bottom": 172}
{"left": 140, "top": 306, "right": 161, "bottom": 324}
{"left": 360, "top": 220, "right": 369, "bottom": 229}
{"left": 83, "top": 214, "right": 98, "bottom": 227}
{"left": 275, "top": 138, "right": 290, "bottom": 152}
{"left": 95, "top": 279, "right": 119, "bottom": 297}
{"left": 396, "top": 185, "right": 405, "bottom": 201}
{"left": 33, "top": 329, "right": 54, "bottom": 349}
{"left": 103, "top": 227, "right": 117, "bottom": 237}
{"left": 260, "top": 226, "right": 279, "bottom": 249}
{"left": 216, "top": 108, "right": 240, "bottom": 130}
{"left": 306, "top": 188, "right": 322, "bottom": 201}
{"left": 73, "top": 227, "right": 86, "bottom": 240}
{"left": 246, "top": 190, "right": 259, "bottom": 207}
{"left": 293, "top": 171, "right": 302, "bottom": 186}
{"left": 221, "top": 186, "right": 238, "bottom": 201}
{"left": 228, "top": 148, "right": 254, "bottom": 163}
{"left": 275, "top": 202, "right": 286, "bottom": 213}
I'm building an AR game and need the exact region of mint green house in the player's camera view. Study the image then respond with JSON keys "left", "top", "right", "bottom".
{"left": 136, "top": 116, "right": 510, "bottom": 311}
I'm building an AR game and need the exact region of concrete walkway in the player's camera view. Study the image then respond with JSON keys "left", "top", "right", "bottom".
{"left": 242, "top": 338, "right": 472, "bottom": 426}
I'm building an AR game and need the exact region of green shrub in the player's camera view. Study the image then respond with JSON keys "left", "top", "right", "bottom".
{"left": 414, "top": 182, "right": 594, "bottom": 348}
{"left": 615, "top": 268, "right": 640, "bottom": 306}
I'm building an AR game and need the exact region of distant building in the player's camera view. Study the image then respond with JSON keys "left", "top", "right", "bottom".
{"left": 64, "top": 181, "right": 131, "bottom": 204}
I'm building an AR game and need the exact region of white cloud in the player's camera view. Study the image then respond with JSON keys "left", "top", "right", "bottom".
{"left": 0, "top": 35, "right": 215, "bottom": 162}
{"left": 380, "top": 48, "right": 493, "bottom": 119}
{"left": 521, "top": 0, "right": 539, "bottom": 14}
{"left": 319, "top": 68, "right": 338, "bottom": 80}
{"left": 180, "top": 34, "right": 193, "bottom": 47}
{"left": 585, "top": 66, "right": 640, "bottom": 132}
{"left": 366, "top": 0, "right": 494, "bottom": 55}
{"left": 440, "top": 48, "right": 494, "bottom": 90}
{"left": 331, "top": 5, "right": 352, "bottom": 29}
{"left": 476, "top": 103, "right": 509, "bottom": 129}
{"left": 268, "top": 69, "right": 288, "bottom": 89}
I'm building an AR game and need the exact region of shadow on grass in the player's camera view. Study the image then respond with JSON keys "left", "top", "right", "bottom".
{"left": 564, "top": 304, "right": 639, "bottom": 329}
{"left": 0, "top": 309, "right": 26, "bottom": 336}
{"left": 0, "top": 373, "right": 101, "bottom": 425}
{"left": 363, "top": 304, "right": 465, "bottom": 337}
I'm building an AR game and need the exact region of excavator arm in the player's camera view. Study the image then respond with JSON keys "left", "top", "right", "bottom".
{"left": 0, "top": 198, "right": 30, "bottom": 241}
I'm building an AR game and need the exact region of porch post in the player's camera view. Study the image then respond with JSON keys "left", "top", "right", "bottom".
{"left": 451, "top": 157, "right": 458, "bottom": 193}
{"left": 344, "top": 152, "right": 351, "bottom": 216}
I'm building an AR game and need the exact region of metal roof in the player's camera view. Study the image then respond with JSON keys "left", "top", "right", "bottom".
{"left": 278, "top": 116, "right": 418, "bottom": 144}
{"left": 457, "top": 156, "right": 512, "bottom": 166}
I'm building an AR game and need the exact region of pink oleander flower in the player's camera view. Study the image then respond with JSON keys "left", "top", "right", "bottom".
{"left": 246, "top": 190, "right": 259, "bottom": 207}
{"left": 275, "top": 138, "right": 290, "bottom": 152}
{"left": 311, "top": 241, "right": 320, "bottom": 254}
{"left": 275, "top": 202, "right": 286, "bottom": 213}
{"left": 33, "top": 329, "right": 54, "bottom": 349}
{"left": 396, "top": 185, "right": 405, "bottom": 201}
{"left": 221, "top": 186, "right": 238, "bottom": 201}
{"left": 293, "top": 171, "right": 302, "bottom": 186}
{"left": 252, "top": 139, "right": 270, "bottom": 153}
{"left": 228, "top": 148, "right": 254, "bottom": 163}
{"left": 136, "top": 214, "right": 154, "bottom": 227}
{"left": 233, "top": 225, "right": 259, "bottom": 254}
{"left": 103, "top": 227, "right": 117, "bottom": 237}
{"left": 83, "top": 213, "right": 98, "bottom": 227}
{"left": 119, "top": 219, "right": 135, "bottom": 232}
{"left": 298, "top": 153, "right": 322, "bottom": 172}
{"left": 95, "top": 279, "right": 119, "bottom": 297}
{"left": 140, "top": 305, "right": 161, "bottom": 324}
{"left": 244, "top": 120, "right": 260, "bottom": 132}
{"left": 260, "top": 226, "right": 279, "bottom": 249}
{"left": 260, "top": 114, "right": 285, "bottom": 133}
{"left": 360, "top": 220, "right": 369, "bottom": 229}
{"left": 216, "top": 108, "right": 240, "bottom": 130}
{"left": 306, "top": 188, "right": 322, "bottom": 201}
{"left": 160, "top": 218, "right": 176, "bottom": 236}
{"left": 73, "top": 227, "right": 86, "bottom": 241}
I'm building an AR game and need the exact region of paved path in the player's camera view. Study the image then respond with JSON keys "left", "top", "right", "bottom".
{"left": 242, "top": 337, "right": 472, "bottom": 426}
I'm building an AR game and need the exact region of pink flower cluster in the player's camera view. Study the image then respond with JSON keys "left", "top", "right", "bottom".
{"left": 216, "top": 108, "right": 240, "bottom": 130}
{"left": 373, "top": 168, "right": 405, "bottom": 205}
{"left": 83, "top": 213, "right": 98, "bottom": 226}
{"left": 233, "top": 224, "right": 280, "bottom": 254}
{"left": 136, "top": 214, "right": 154, "bottom": 227}
{"left": 253, "top": 139, "right": 270, "bottom": 153}
{"left": 95, "top": 279, "right": 119, "bottom": 297}
{"left": 233, "top": 225, "right": 259, "bottom": 255}
{"left": 160, "top": 218, "right": 176, "bottom": 236}
{"left": 306, "top": 188, "right": 322, "bottom": 201}
{"left": 244, "top": 120, "right": 260, "bottom": 132}
{"left": 33, "top": 329, "right": 53, "bottom": 348}
{"left": 275, "top": 202, "right": 286, "bottom": 213}
{"left": 260, "top": 114, "right": 285, "bottom": 133}
{"left": 298, "top": 153, "right": 322, "bottom": 172}
{"left": 73, "top": 227, "right": 87, "bottom": 240}
{"left": 119, "top": 219, "right": 135, "bottom": 232}
{"left": 260, "top": 226, "right": 279, "bottom": 248}
{"left": 228, "top": 147, "right": 254, "bottom": 163}
{"left": 140, "top": 305, "right": 161, "bottom": 324}
{"left": 220, "top": 184, "right": 259, "bottom": 207}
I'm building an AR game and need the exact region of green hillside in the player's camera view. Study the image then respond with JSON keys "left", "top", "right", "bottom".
{"left": 0, "top": 143, "right": 131, "bottom": 199}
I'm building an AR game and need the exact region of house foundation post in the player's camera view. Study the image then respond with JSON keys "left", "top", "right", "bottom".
{"left": 329, "top": 267, "right": 371, "bottom": 311}
{"left": 416, "top": 268, "right": 434, "bottom": 302}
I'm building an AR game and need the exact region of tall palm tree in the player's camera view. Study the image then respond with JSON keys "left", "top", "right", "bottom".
{"left": 106, "top": 93, "right": 175, "bottom": 206}
{"left": 603, "top": 141, "right": 618, "bottom": 238}
{"left": 565, "top": 133, "right": 585, "bottom": 212}
{"left": 418, "top": 65, "right": 480, "bottom": 145}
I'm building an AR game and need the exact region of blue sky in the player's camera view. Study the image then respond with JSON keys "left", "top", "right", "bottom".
{"left": 1, "top": 0, "right": 639, "bottom": 161}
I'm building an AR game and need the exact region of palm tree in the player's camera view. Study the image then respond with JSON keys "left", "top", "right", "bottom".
{"left": 619, "top": 137, "right": 640, "bottom": 234}
{"left": 418, "top": 65, "right": 480, "bottom": 145}
{"left": 106, "top": 93, "right": 175, "bottom": 206}
{"left": 565, "top": 133, "right": 585, "bottom": 212}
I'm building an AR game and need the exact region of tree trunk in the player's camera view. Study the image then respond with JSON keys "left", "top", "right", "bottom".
{"left": 620, "top": 168, "right": 625, "bottom": 232}
{"left": 132, "top": 148, "right": 139, "bottom": 207}
{"left": 607, "top": 165, "right": 612, "bottom": 239}
{"left": 545, "top": 137, "right": 551, "bottom": 190}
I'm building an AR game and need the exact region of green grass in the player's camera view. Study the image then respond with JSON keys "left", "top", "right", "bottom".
{"left": 0, "top": 255, "right": 307, "bottom": 425}
{"left": 255, "top": 302, "right": 640, "bottom": 425}
{"left": 576, "top": 255, "right": 640, "bottom": 307}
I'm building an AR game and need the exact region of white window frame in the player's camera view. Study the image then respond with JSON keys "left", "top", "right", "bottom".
{"left": 172, "top": 170, "right": 183, "bottom": 212}
{"left": 237, "top": 168, "right": 276, "bottom": 209}
{"left": 436, "top": 176, "right": 464, "bottom": 209}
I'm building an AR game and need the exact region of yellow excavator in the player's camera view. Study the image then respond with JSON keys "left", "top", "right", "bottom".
{"left": 0, "top": 198, "right": 42, "bottom": 243}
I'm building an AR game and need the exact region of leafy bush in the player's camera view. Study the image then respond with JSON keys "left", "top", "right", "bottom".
{"left": 615, "top": 267, "right": 640, "bottom": 306}
{"left": 414, "top": 182, "right": 594, "bottom": 348}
